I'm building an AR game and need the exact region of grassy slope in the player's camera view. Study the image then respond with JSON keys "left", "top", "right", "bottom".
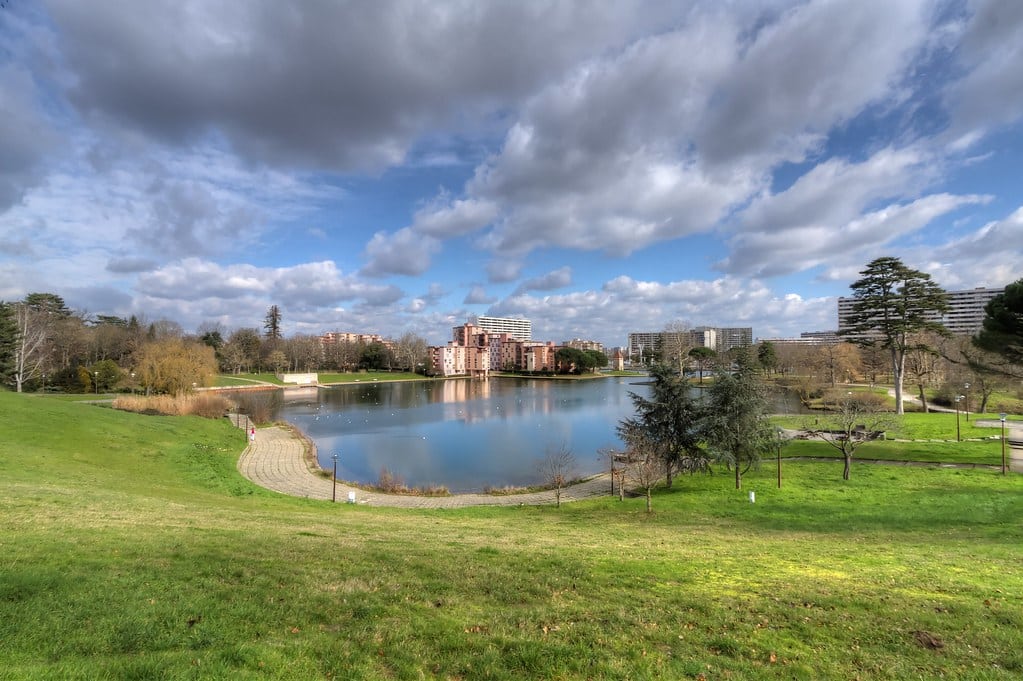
{"left": 2, "top": 391, "right": 1022, "bottom": 680}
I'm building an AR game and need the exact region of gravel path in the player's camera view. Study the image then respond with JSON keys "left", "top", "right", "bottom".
{"left": 236, "top": 424, "right": 613, "bottom": 508}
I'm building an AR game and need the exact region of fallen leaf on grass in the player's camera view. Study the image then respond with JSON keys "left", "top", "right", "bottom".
{"left": 912, "top": 630, "right": 944, "bottom": 650}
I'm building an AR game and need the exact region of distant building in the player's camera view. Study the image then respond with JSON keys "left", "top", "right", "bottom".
{"left": 801, "top": 330, "right": 840, "bottom": 343}
{"left": 838, "top": 286, "right": 1004, "bottom": 337}
{"left": 627, "top": 332, "right": 661, "bottom": 361}
{"left": 563, "top": 338, "right": 606, "bottom": 354}
{"left": 709, "top": 327, "right": 753, "bottom": 353}
{"left": 629, "top": 326, "right": 752, "bottom": 359}
{"left": 611, "top": 348, "right": 625, "bottom": 371}
{"left": 475, "top": 316, "right": 532, "bottom": 341}
{"left": 432, "top": 319, "right": 555, "bottom": 376}
{"left": 319, "top": 331, "right": 384, "bottom": 346}
{"left": 755, "top": 331, "right": 842, "bottom": 346}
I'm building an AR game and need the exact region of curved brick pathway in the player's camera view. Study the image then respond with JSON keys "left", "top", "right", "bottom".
{"left": 237, "top": 424, "right": 613, "bottom": 508}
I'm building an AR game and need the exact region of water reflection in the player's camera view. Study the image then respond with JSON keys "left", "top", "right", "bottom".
{"left": 226, "top": 378, "right": 641, "bottom": 492}
{"left": 226, "top": 377, "right": 807, "bottom": 493}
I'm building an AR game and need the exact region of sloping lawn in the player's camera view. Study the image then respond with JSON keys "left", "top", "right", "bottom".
{"left": 2, "top": 391, "right": 1021, "bottom": 679}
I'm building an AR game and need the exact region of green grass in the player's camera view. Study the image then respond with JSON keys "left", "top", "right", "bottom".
{"left": 213, "top": 373, "right": 285, "bottom": 386}
{"left": 2, "top": 391, "right": 1022, "bottom": 679}
{"left": 318, "top": 371, "right": 426, "bottom": 384}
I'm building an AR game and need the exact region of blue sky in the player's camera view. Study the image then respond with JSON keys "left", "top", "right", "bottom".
{"left": 1, "top": 0, "right": 1020, "bottom": 348}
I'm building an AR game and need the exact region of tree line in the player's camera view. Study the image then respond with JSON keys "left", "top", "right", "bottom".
{"left": 0, "top": 297, "right": 430, "bottom": 394}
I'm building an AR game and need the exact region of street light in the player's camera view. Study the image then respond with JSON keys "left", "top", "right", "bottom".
{"left": 954, "top": 395, "right": 964, "bottom": 442}
{"left": 332, "top": 452, "right": 339, "bottom": 503}
{"left": 94, "top": 371, "right": 99, "bottom": 395}
{"left": 964, "top": 382, "right": 971, "bottom": 422}
{"left": 1000, "top": 413, "right": 1008, "bottom": 475}
{"left": 776, "top": 427, "right": 785, "bottom": 488}
{"left": 130, "top": 372, "right": 135, "bottom": 395}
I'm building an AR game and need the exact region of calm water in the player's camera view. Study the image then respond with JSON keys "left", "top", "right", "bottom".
{"left": 261, "top": 377, "right": 646, "bottom": 492}
{"left": 232, "top": 376, "right": 807, "bottom": 493}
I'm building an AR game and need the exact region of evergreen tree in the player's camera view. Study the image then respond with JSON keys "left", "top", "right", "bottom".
{"left": 0, "top": 302, "right": 17, "bottom": 383}
{"left": 757, "top": 341, "right": 778, "bottom": 376}
{"left": 974, "top": 278, "right": 1023, "bottom": 370}
{"left": 839, "top": 256, "right": 949, "bottom": 414}
{"left": 264, "top": 305, "right": 283, "bottom": 340}
{"left": 702, "top": 366, "right": 774, "bottom": 490}
{"left": 618, "top": 364, "right": 704, "bottom": 487}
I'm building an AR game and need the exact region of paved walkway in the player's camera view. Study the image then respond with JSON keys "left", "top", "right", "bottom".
{"left": 236, "top": 424, "right": 613, "bottom": 508}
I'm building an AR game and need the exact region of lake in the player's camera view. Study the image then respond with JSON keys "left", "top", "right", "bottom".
{"left": 232, "top": 377, "right": 643, "bottom": 492}
{"left": 231, "top": 376, "right": 807, "bottom": 493}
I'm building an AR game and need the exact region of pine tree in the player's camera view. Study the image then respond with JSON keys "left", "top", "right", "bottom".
{"left": 839, "top": 257, "right": 949, "bottom": 414}
{"left": 702, "top": 366, "right": 774, "bottom": 490}
{"left": 974, "top": 278, "right": 1023, "bottom": 369}
{"left": 0, "top": 302, "right": 18, "bottom": 384}
{"left": 263, "top": 305, "right": 282, "bottom": 340}
{"left": 618, "top": 364, "right": 704, "bottom": 487}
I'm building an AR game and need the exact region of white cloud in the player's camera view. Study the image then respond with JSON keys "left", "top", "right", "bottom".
{"left": 362, "top": 228, "right": 441, "bottom": 277}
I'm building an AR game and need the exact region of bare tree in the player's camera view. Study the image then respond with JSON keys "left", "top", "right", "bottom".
{"left": 622, "top": 432, "right": 662, "bottom": 513}
{"left": 538, "top": 444, "right": 576, "bottom": 507}
{"left": 661, "top": 320, "right": 694, "bottom": 375}
{"left": 804, "top": 391, "right": 897, "bottom": 480}
{"left": 11, "top": 303, "right": 51, "bottom": 392}
{"left": 394, "top": 331, "right": 428, "bottom": 372}
{"left": 813, "top": 341, "right": 861, "bottom": 387}
{"left": 904, "top": 332, "right": 945, "bottom": 412}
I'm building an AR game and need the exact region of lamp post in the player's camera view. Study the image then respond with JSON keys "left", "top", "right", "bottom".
{"left": 964, "top": 382, "right": 971, "bottom": 421}
{"left": 1000, "top": 413, "right": 1008, "bottom": 475}
{"left": 332, "top": 452, "right": 339, "bottom": 503}
{"left": 94, "top": 371, "right": 99, "bottom": 395}
{"left": 130, "top": 371, "right": 135, "bottom": 395}
{"left": 776, "top": 427, "right": 785, "bottom": 489}
{"left": 954, "top": 395, "right": 963, "bottom": 442}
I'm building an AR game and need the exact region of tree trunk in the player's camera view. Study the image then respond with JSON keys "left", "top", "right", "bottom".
{"left": 734, "top": 464, "right": 741, "bottom": 489}
{"left": 645, "top": 488, "right": 652, "bottom": 513}
{"left": 917, "top": 384, "right": 928, "bottom": 412}
{"left": 665, "top": 460, "right": 673, "bottom": 488}
{"left": 891, "top": 347, "right": 905, "bottom": 415}
{"left": 843, "top": 453, "right": 852, "bottom": 480}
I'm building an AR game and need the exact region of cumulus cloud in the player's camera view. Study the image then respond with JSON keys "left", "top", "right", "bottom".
{"left": 411, "top": 196, "right": 499, "bottom": 238}
{"left": 362, "top": 228, "right": 440, "bottom": 277}
{"left": 137, "top": 259, "right": 402, "bottom": 308}
{"left": 720, "top": 142, "right": 993, "bottom": 276}
{"left": 486, "top": 260, "right": 522, "bottom": 283}
{"left": 514, "top": 266, "right": 572, "bottom": 293}
{"left": 0, "top": 63, "right": 62, "bottom": 210}
{"left": 696, "top": 0, "right": 929, "bottom": 167}
{"left": 5, "top": 1, "right": 1021, "bottom": 344}
{"left": 944, "top": 0, "right": 1023, "bottom": 143}
{"left": 488, "top": 274, "right": 836, "bottom": 345}
{"left": 43, "top": 0, "right": 681, "bottom": 172}
{"left": 463, "top": 285, "right": 496, "bottom": 305}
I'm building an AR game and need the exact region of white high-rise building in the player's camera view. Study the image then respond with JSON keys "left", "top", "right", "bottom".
{"left": 475, "top": 316, "right": 532, "bottom": 341}
{"left": 838, "top": 286, "right": 1004, "bottom": 337}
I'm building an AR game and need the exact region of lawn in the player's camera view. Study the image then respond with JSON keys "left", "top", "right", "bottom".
{"left": 2, "top": 391, "right": 1022, "bottom": 679}
{"left": 318, "top": 371, "right": 426, "bottom": 384}
{"left": 774, "top": 411, "right": 1015, "bottom": 466}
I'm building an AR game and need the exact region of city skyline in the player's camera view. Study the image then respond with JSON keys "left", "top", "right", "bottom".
{"left": 2, "top": 2, "right": 1021, "bottom": 349}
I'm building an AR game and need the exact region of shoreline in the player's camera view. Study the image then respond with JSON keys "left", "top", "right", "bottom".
{"left": 236, "top": 421, "right": 614, "bottom": 508}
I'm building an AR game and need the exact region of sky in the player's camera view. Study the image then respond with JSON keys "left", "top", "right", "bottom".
{"left": 1, "top": 0, "right": 1021, "bottom": 348}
